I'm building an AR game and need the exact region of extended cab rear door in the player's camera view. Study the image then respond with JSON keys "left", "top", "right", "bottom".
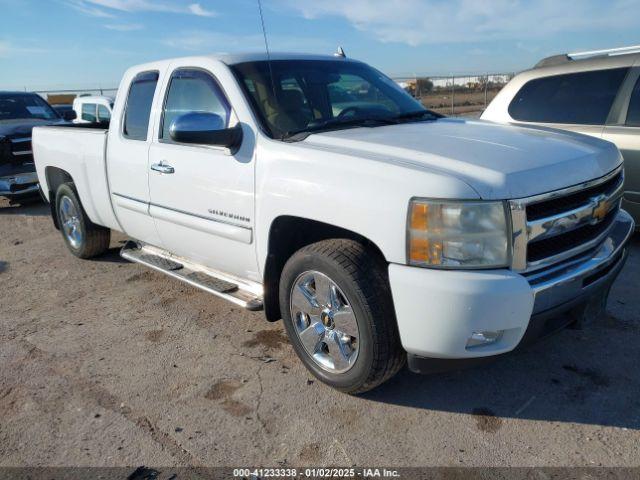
{"left": 107, "top": 67, "right": 167, "bottom": 247}
{"left": 147, "top": 59, "right": 259, "bottom": 281}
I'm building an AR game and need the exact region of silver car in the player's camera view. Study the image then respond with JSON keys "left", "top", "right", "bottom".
{"left": 482, "top": 45, "right": 640, "bottom": 226}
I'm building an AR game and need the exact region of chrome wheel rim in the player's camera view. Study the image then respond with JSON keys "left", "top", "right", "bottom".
{"left": 59, "top": 196, "right": 83, "bottom": 249}
{"left": 289, "top": 270, "right": 359, "bottom": 374}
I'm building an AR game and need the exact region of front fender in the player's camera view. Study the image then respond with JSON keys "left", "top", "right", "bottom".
{"left": 253, "top": 137, "right": 480, "bottom": 275}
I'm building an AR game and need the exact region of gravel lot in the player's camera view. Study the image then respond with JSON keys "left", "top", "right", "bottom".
{"left": 1, "top": 197, "right": 639, "bottom": 468}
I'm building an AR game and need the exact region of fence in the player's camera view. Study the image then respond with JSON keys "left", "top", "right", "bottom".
{"left": 27, "top": 72, "right": 515, "bottom": 117}
{"left": 392, "top": 73, "right": 515, "bottom": 117}
{"left": 32, "top": 87, "right": 118, "bottom": 105}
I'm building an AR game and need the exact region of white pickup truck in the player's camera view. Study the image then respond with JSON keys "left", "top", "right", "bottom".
{"left": 32, "top": 53, "right": 635, "bottom": 393}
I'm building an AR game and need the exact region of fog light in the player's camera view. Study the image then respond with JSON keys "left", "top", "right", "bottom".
{"left": 466, "top": 330, "right": 503, "bottom": 349}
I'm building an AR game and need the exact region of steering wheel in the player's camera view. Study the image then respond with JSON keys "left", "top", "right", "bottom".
{"left": 337, "top": 106, "right": 364, "bottom": 119}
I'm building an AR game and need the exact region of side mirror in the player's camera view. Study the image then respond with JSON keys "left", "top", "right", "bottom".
{"left": 169, "top": 112, "right": 242, "bottom": 150}
{"left": 63, "top": 110, "right": 77, "bottom": 121}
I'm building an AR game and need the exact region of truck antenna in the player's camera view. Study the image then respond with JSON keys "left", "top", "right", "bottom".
{"left": 334, "top": 46, "right": 346, "bottom": 58}
{"left": 257, "top": 0, "right": 277, "bottom": 99}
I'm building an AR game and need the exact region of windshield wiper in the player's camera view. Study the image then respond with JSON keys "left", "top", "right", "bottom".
{"left": 282, "top": 117, "right": 398, "bottom": 141}
{"left": 389, "top": 109, "right": 443, "bottom": 122}
{"left": 281, "top": 109, "right": 443, "bottom": 142}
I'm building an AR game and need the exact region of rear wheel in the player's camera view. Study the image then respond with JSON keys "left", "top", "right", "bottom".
{"left": 55, "top": 183, "right": 110, "bottom": 258}
{"left": 279, "top": 239, "right": 405, "bottom": 394}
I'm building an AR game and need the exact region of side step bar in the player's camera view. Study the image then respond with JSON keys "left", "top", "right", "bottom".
{"left": 120, "top": 241, "right": 264, "bottom": 311}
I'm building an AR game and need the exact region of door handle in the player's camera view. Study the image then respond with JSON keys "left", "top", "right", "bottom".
{"left": 151, "top": 162, "right": 175, "bottom": 174}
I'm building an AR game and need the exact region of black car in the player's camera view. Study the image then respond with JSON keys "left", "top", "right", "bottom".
{"left": 0, "top": 92, "right": 74, "bottom": 201}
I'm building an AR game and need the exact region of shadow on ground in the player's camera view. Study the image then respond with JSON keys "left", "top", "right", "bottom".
{"left": 92, "top": 246, "right": 130, "bottom": 264}
{"left": 0, "top": 198, "right": 48, "bottom": 217}
{"left": 364, "top": 235, "right": 640, "bottom": 431}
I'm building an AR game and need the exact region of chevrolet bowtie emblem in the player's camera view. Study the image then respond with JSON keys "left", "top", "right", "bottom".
{"left": 591, "top": 194, "right": 610, "bottom": 223}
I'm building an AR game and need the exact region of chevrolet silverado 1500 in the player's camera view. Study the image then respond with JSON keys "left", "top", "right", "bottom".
{"left": 32, "top": 53, "right": 635, "bottom": 393}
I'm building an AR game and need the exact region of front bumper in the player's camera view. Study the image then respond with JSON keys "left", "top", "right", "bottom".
{"left": 389, "top": 209, "right": 634, "bottom": 366}
{"left": 0, "top": 171, "right": 39, "bottom": 197}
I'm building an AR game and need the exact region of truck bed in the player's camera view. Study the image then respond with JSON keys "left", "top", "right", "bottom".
{"left": 32, "top": 125, "right": 120, "bottom": 230}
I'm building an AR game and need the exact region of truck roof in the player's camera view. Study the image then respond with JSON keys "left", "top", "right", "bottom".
{"left": 125, "top": 52, "right": 362, "bottom": 75}
{"left": 215, "top": 52, "right": 360, "bottom": 65}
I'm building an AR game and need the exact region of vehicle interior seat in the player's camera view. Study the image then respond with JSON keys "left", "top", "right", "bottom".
{"left": 263, "top": 90, "right": 311, "bottom": 134}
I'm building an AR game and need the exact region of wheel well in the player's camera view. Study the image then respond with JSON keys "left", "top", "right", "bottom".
{"left": 262, "top": 216, "right": 386, "bottom": 321}
{"left": 45, "top": 167, "right": 74, "bottom": 230}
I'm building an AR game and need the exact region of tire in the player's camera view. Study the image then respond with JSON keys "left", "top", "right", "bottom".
{"left": 279, "top": 239, "right": 405, "bottom": 394}
{"left": 55, "top": 183, "right": 110, "bottom": 259}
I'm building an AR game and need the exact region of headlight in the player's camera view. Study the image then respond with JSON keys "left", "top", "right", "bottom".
{"left": 407, "top": 199, "right": 510, "bottom": 268}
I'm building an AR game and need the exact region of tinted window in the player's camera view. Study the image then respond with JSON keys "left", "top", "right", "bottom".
{"left": 98, "top": 104, "right": 111, "bottom": 122}
{"left": 161, "top": 69, "right": 230, "bottom": 141}
{"left": 123, "top": 71, "right": 159, "bottom": 140}
{"left": 0, "top": 93, "right": 59, "bottom": 121}
{"left": 626, "top": 76, "right": 640, "bottom": 127}
{"left": 509, "top": 68, "right": 629, "bottom": 125}
{"left": 82, "top": 103, "right": 97, "bottom": 122}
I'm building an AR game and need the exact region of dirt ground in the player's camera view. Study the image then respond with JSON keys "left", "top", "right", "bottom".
{"left": 0, "top": 197, "right": 639, "bottom": 468}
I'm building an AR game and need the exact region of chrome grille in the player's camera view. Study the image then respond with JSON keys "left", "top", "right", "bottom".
{"left": 510, "top": 166, "right": 624, "bottom": 272}
{"left": 526, "top": 172, "right": 623, "bottom": 221}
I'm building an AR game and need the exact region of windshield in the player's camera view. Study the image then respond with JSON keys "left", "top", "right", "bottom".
{"left": 231, "top": 60, "right": 435, "bottom": 140}
{"left": 0, "top": 93, "right": 60, "bottom": 121}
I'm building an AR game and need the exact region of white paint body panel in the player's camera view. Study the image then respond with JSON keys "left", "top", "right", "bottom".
{"left": 32, "top": 127, "right": 121, "bottom": 231}
{"left": 31, "top": 53, "right": 625, "bottom": 360}
{"left": 389, "top": 264, "right": 534, "bottom": 358}
{"left": 106, "top": 60, "right": 169, "bottom": 247}
{"left": 301, "top": 119, "right": 621, "bottom": 200}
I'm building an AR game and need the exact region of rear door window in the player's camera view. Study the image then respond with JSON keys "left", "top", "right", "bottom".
{"left": 98, "top": 104, "right": 111, "bottom": 122}
{"left": 508, "top": 68, "right": 629, "bottom": 125}
{"left": 626, "top": 76, "right": 640, "bottom": 127}
{"left": 81, "top": 103, "right": 97, "bottom": 122}
{"left": 123, "top": 71, "right": 159, "bottom": 140}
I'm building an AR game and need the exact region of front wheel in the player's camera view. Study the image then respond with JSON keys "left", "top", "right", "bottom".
{"left": 279, "top": 239, "right": 405, "bottom": 394}
{"left": 55, "top": 183, "right": 110, "bottom": 259}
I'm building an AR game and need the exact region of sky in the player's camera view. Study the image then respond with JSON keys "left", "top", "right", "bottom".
{"left": 1, "top": 0, "right": 640, "bottom": 91}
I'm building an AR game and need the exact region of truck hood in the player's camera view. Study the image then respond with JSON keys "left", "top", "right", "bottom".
{"left": 0, "top": 118, "right": 66, "bottom": 139}
{"left": 303, "top": 118, "right": 622, "bottom": 199}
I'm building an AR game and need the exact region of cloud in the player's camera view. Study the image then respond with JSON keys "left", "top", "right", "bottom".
{"left": 163, "top": 31, "right": 264, "bottom": 52}
{"left": 163, "top": 30, "right": 331, "bottom": 53}
{"left": 188, "top": 3, "right": 215, "bottom": 17}
{"left": 280, "top": 0, "right": 640, "bottom": 46}
{"left": 72, "top": 0, "right": 217, "bottom": 16}
{"left": 0, "top": 41, "right": 49, "bottom": 57}
{"left": 64, "top": 0, "right": 115, "bottom": 17}
{"left": 104, "top": 23, "right": 143, "bottom": 31}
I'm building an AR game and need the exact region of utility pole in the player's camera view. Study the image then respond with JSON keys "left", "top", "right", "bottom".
{"left": 484, "top": 73, "right": 488, "bottom": 108}
{"left": 451, "top": 76, "right": 455, "bottom": 115}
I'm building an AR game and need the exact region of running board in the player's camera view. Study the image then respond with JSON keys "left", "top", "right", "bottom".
{"left": 120, "top": 241, "right": 263, "bottom": 311}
